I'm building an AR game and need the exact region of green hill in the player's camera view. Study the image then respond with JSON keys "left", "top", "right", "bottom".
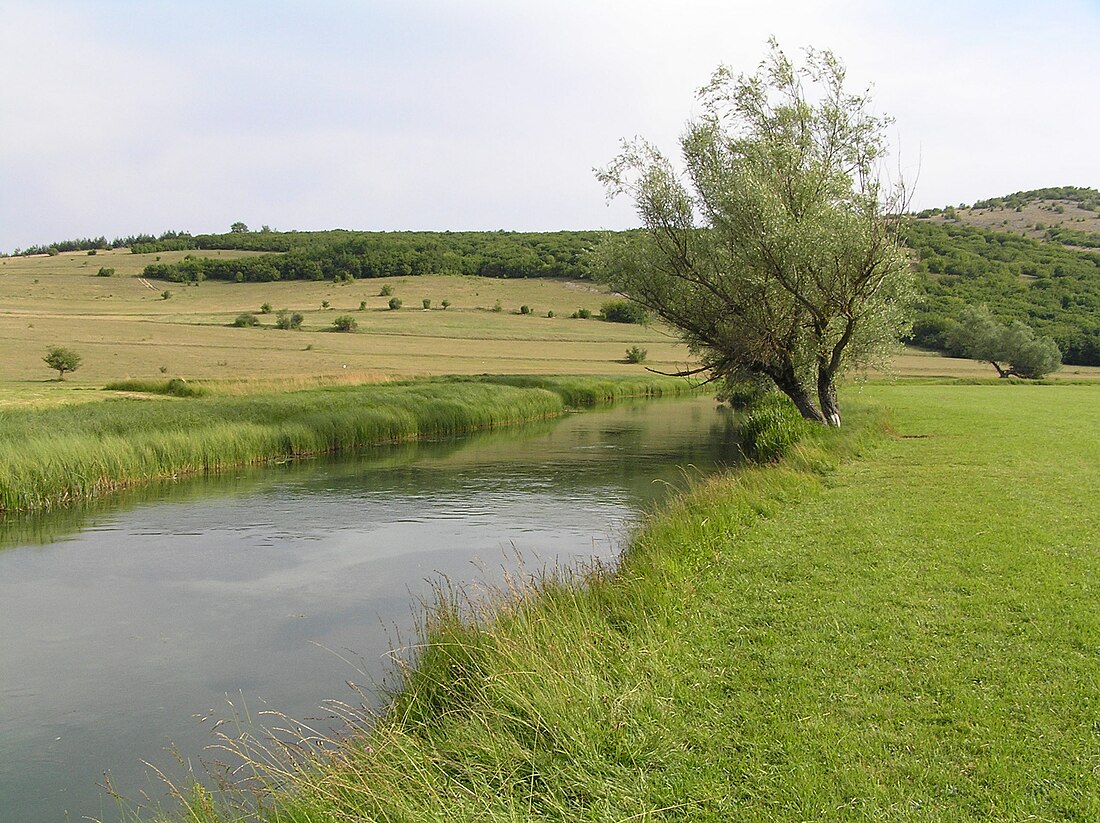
{"left": 905, "top": 188, "right": 1100, "bottom": 366}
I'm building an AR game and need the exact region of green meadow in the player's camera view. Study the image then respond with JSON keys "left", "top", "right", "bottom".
{"left": 160, "top": 383, "right": 1100, "bottom": 822}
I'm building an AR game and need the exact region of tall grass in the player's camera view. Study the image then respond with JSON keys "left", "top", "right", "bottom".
{"left": 0, "top": 375, "right": 690, "bottom": 513}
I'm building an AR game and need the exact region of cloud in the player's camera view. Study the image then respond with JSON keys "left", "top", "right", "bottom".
{"left": 1, "top": 0, "right": 1097, "bottom": 249}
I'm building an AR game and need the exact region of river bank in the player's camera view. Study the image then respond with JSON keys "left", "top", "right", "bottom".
{"left": 170, "top": 383, "right": 1100, "bottom": 821}
{"left": 0, "top": 375, "right": 688, "bottom": 513}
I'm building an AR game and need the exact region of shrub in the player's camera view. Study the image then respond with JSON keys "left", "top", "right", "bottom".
{"left": 441, "top": 299, "right": 451, "bottom": 310}
{"left": 233, "top": 312, "right": 259, "bottom": 327}
{"left": 716, "top": 375, "right": 772, "bottom": 409}
{"left": 572, "top": 307, "right": 592, "bottom": 319}
{"left": 359, "top": 300, "right": 367, "bottom": 311}
{"left": 388, "top": 297, "right": 403, "bottom": 310}
{"left": 380, "top": 284, "right": 394, "bottom": 297}
{"left": 95, "top": 267, "right": 115, "bottom": 277}
{"left": 87, "top": 249, "right": 97, "bottom": 255}
{"left": 321, "top": 300, "right": 330, "bottom": 309}
{"left": 492, "top": 300, "right": 503, "bottom": 313}
{"left": 332, "top": 315, "right": 357, "bottom": 332}
{"left": 275, "top": 309, "right": 304, "bottom": 330}
{"left": 161, "top": 290, "right": 172, "bottom": 300}
{"left": 260, "top": 302, "right": 272, "bottom": 314}
{"left": 740, "top": 394, "right": 809, "bottom": 462}
{"left": 624, "top": 346, "right": 648, "bottom": 363}
{"left": 601, "top": 299, "right": 648, "bottom": 324}
{"left": 546, "top": 310, "right": 555, "bottom": 318}
{"left": 520, "top": 304, "right": 533, "bottom": 315}
{"left": 422, "top": 298, "right": 432, "bottom": 310}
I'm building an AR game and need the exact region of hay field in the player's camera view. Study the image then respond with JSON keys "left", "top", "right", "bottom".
{"left": 0, "top": 249, "right": 690, "bottom": 396}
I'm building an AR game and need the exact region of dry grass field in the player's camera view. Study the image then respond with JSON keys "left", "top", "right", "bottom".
{"left": 923, "top": 199, "right": 1100, "bottom": 244}
{"left": 3, "top": 248, "right": 1097, "bottom": 408}
{"left": 0, "top": 249, "right": 690, "bottom": 396}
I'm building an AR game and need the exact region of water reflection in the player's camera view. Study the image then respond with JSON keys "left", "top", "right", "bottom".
{"left": 0, "top": 395, "right": 739, "bottom": 823}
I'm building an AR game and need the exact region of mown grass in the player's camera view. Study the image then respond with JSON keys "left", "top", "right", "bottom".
{"left": 0, "top": 375, "right": 690, "bottom": 513}
{"left": 158, "top": 383, "right": 1100, "bottom": 822}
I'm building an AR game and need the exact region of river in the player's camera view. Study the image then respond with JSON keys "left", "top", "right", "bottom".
{"left": 0, "top": 395, "right": 739, "bottom": 822}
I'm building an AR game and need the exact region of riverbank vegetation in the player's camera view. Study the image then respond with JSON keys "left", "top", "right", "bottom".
{"left": 157, "top": 382, "right": 1099, "bottom": 822}
{"left": 0, "top": 375, "right": 688, "bottom": 514}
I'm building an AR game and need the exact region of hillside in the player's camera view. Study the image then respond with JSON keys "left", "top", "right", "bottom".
{"left": 906, "top": 187, "right": 1100, "bottom": 366}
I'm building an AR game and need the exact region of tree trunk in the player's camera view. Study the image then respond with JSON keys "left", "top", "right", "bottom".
{"left": 817, "top": 370, "right": 842, "bottom": 428}
{"left": 768, "top": 364, "right": 827, "bottom": 424}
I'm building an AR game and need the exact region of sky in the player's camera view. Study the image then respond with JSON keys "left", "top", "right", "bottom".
{"left": 2, "top": 0, "right": 1099, "bottom": 252}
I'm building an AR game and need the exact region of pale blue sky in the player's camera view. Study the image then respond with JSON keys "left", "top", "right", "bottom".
{"left": 2, "top": 0, "right": 1099, "bottom": 251}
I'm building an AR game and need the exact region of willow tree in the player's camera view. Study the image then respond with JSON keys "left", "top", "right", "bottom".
{"left": 596, "top": 41, "right": 913, "bottom": 426}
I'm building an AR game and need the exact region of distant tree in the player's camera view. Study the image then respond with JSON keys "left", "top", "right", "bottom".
{"left": 44, "top": 346, "right": 82, "bottom": 380}
{"left": 233, "top": 312, "right": 259, "bottom": 327}
{"left": 441, "top": 299, "right": 451, "bottom": 310}
{"left": 422, "top": 298, "right": 432, "bottom": 310}
{"left": 947, "top": 305, "right": 1062, "bottom": 379}
{"left": 230, "top": 222, "right": 249, "bottom": 233}
{"left": 161, "top": 290, "right": 172, "bottom": 300}
{"left": 96, "top": 267, "right": 115, "bottom": 277}
{"left": 260, "top": 302, "right": 272, "bottom": 314}
{"left": 332, "top": 315, "right": 357, "bottom": 332}
{"left": 625, "top": 346, "right": 648, "bottom": 363}
{"left": 388, "top": 297, "right": 402, "bottom": 310}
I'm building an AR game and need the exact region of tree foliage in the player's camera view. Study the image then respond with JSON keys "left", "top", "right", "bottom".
{"left": 904, "top": 220, "right": 1100, "bottom": 365}
{"left": 946, "top": 305, "right": 1062, "bottom": 379}
{"left": 596, "top": 41, "right": 912, "bottom": 426}
{"left": 44, "top": 346, "right": 82, "bottom": 380}
{"left": 139, "top": 230, "right": 601, "bottom": 283}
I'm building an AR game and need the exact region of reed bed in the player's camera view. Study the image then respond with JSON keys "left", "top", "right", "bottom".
{"left": 0, "top": 375, "right": 689, "bottom": 514}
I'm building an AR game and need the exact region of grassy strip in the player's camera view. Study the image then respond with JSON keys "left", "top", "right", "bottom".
{"left": 170, "top": 383, "right": 1100, "bottom": 821}
{"left": 0, "top": 376, "right": 689, "bottom": 513}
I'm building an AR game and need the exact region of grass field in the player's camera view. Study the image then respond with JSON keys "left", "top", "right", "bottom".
{"left": 168, "top": 382, "right": 1100, "bottom": 822}
{"left": 4, "top": 249, "right": 1098, "bottom": 408}
{"left": 0, "top": 249, "right": 687, "bottom": 391}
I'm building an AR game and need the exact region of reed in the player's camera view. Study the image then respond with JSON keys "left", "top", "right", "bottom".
{"left": 0, "top": 375, "right": 688, "bottom": 514}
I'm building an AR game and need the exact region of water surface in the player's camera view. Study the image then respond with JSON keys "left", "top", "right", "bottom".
{"left": 0, "top": 395, "right": 738, "bottom": 822}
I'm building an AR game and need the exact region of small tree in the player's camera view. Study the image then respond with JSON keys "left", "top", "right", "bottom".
{"left": 947, "top": 305, "right": 1062, "bottom": 379}
{"left": 380, "top": 284, "right": 394, "bottom": 297}
{"left": 388, "top": 297, "right": 402, "bottom": 310}
{"left": 625, "top": 346, "right": 648, "bottom": 363}
{"left": 441, "top": 299, "right": 451, "bottom": 310}
{"left": 422, "top": 298, "right": 432, "bottom": 310}
{"left": 44, "top": 346, "right": 81, "bottom": 380}
{"left": 96, "top": 267, "right": 115, "bottom": 277}
{"left": 260, "top": 302, "right": 272, "bottom": 314}
{"left": 230, "top": 222, "right": 249, "bottom": 233}
{"left": 233, "top": 312, "right": 259, "bottom": 327}
{"left": 332, "top": 315, "right": 357, "bottom": 332}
